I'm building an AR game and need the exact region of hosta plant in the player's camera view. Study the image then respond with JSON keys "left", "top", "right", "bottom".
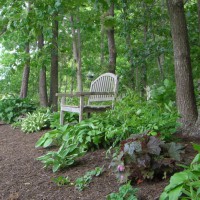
{"left": 0, "top": 97, "right": 36, "bottom": 123}
{"left": 37, "top": 142, "right": 85, "bottom": 172}
{"left": 35, "top": 125, "right": 69, "bottom": 148}
{"left": 110, "top": 134, "right": 185, "bottom": 183}
{"left": 21, "top": 110, "right": 51, "bottom": 133}
{"left": 160, "top": 143, "right": 200, "bottom": 200}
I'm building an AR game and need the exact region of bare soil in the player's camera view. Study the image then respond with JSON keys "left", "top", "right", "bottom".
{"left": 0, "top": 124, "right": 198, "bottom": 200}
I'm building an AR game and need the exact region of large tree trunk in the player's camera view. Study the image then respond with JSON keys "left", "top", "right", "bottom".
{"left": 167, "top": 0, "right": 198, "bottom": 127}
{"left": 49, "top": 13, "right": 59, "bottom": 111}
{"left": 107, "top": 2, "right": 116, "bottom": 74}
{"left": 20, "top": 43, "right": 30, "bottom": 98}
{"left": 38, "top": 30, "right": 48, "bottom": 107}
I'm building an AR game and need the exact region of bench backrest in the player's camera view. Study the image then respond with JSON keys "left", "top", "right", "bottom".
{"left": 88, "top": 73, "right": 118, "bottom": 104}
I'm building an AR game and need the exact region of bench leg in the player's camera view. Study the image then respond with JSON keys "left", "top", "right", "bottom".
{"left": 87, "top": 112, "right": 91, "bottom": 118}
{"left": 60, "top": 110, "right": 64, "bottom": 125}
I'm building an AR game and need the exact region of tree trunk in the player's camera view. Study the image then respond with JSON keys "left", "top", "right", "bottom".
{"left": 107, "top": 2, "right": 116, "bottom": 74}
{"left": 38, "top": 30, "right": 48, "bottom": 107}
{"left": 140, "top": 24, "right": 148, "bottom": 97}
{"left": 167, "top": 0, "right": 198, "bottom": 127}
{"left": 197, "top": 0, "right": 200, "bottom": 44}
{"left": 122, "top": 0, "right": 135, "bottom": 89}
{"left": 70, "top": 14, "right": 82, "bottom": 92}
{"left": 20, "top": 2, "right": 31, "bottom": 98}
{"left": 49, "top": 13, "right": 59, "bottom": 111}
{"left": 20, "top": 43, "right": 30, "bottom": 98}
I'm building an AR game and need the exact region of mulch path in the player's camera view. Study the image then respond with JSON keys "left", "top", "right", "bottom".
{"left": 0, "top": 124, "right": 199, "bottom": 200}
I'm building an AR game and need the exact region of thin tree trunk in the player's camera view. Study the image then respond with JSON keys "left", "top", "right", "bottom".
{"left": 100, "top": 21, "right": 105, "bottom": 66}
{"left": 38, "top": 30, "right": 48, "bottom": 107}
{"left": 197, "top": 0, "right": 200, "bottom": 44}
{"left": 140, "top": 24, "right": 148, "bottom": 97}
{"left": 70, "top": 15, "right": 82, "bottom": 92}
{"left": 49, "top": 12, "right": 59, "bottom": 111}
{"left": 20, "top": 43, "right": 30, "bottom": 98}
{"left": 122, "top": 0, "right": 135, "bottom": 89}
{"left": 167, "top": 0, "right": 198, "bottom": 127}
{"left": 20, "top": 2, "right": 31, "bottom": 98}
{"left": 107, "top": 2, "right": 116, "bottom": 74}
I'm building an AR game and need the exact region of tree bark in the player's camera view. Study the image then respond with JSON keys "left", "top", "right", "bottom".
{"left": 197, "top": 0, "right": 200, "bottom": 44}
{"left": 122, "top": 0, "right": 135, "bottom": 89}
{"left": 70, "top": 15, "right": 82, "bottom": 92}
{"left": 49, "top": 13, "right": 59, "bottom": 111}
{"left": 20, "top": 43, "right": 30, "bottom": 98}
{"left": 140, "top": 24, "right": 148, "bottom": 97}
{"left": 167, "top": 0, "right": 198, "bottom": 127}
{"left": 107, "top": 2, "right": 116, "bottom": 74}
{"left": 38, "top": 30, "right": 48, "bottom": 107}
{"left": 20, "top": 2, "right": 31, "bottom": 98}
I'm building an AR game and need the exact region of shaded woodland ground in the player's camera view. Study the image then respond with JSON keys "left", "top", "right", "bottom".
{"left": 0, "top": 124, "right": 198, "bottom": 200}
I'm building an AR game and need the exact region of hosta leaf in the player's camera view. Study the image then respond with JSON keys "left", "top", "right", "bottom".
{"left": 165, "top": 171, "right": 188, "bottom": 191}
{"left": 53, "top": 162, "right": 61, "bottom": 172}
{"left": 43, "top": 138, "right": 53, "bottom": 148}
{"left": 168, "top": 185, "right": 183, "bottom": 200}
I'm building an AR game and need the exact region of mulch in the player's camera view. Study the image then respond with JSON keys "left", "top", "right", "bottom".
{"left": 0, "top": 124, "right": 199, "bottom": 200}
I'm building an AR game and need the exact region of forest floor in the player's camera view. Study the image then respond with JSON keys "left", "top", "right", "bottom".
{"left": 0, "top": 124, "right": 199, "bottom": 200}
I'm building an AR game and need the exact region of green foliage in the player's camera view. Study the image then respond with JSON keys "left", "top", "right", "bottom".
{"left": 21, "top": 109, "right": 51, "bottom": 133}
{"left": 151, "top": 79, "right": 176, "bottom": 104}
{"left": 49, "top": 111, "right": 78, "bottom": 129}
{"left": 110, "top": 134, "right": 185, "bottom": 183}
{"left": 0, "top": 97, "right": 36, "bottom": 123}
{"left": 106, "top": 90, "right": 179, "bottom": 142}
{"left": 52, "top": 176, "right": 71, "bottom": 186}
{"left": 35, "top": 125, "right": 69, "bottom": 148}
{"left": 106, "top": 182, "right": 138, "bottom": 200}
{"left": 160, "top": 144, "right": 200, "bottom": 200}
{"left": 37, "top": 143, "right": 85, "bottom": 172}
{"left": 75, "top": 167, "right": 104, "bottom": 191}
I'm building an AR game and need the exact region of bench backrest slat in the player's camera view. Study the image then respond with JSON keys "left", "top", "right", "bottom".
{"left": 88, "top": 73, "right": 118, "bottom": 104}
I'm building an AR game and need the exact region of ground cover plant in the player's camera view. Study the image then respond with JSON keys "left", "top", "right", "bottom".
{"left": 110, "top": 133, "right": 185, "bottom": 183}
{"left": 21, "top": 109, "right": 51, "bottom": 133}
{"left": 160, "top": 143, "right": 200, "bottom": 200}
{"left": 106, "top": 182, "right": 138, "bottom": 200}
{"left": 0, "top": 96, "right": 36, "bottom": 123}
{"left": 36, "top": 90, "right": 180, "bottom": 174}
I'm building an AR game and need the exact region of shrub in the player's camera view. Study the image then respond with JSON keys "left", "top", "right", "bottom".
{"left": 21, "top": 109, "right": 51, "bottom": 133}
{"left": 110, "top": 133, "right": 185, "bottom": 183}
{"left": 37, "top": 143, "right": 85, "bottom": 172}
{"left": 0, "top": 97, "right": 36, "bottom": 123}
{"left": 49, "top": 112, "right": 78, "bottom": 129}
{"left": 160, "top": 143, "right": 200, "bottom": 200}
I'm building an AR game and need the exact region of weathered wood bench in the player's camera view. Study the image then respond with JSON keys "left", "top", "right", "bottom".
{"left": 56, "top": 73, "right": 118, "bottom": 124}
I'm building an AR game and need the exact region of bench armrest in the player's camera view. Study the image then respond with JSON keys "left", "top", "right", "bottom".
{"left": 56, "top": 92, "right": 114, "bottom": 97}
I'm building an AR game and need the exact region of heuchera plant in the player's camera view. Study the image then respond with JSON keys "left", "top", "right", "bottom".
{"left": 110, "top": 134, "right": 185, "bottom": 183}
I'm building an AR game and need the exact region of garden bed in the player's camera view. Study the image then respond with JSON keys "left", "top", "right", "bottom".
{"left": 0, "top": 124, "right": 198, "bottom": 200}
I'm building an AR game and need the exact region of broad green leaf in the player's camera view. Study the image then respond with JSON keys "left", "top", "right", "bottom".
{"left": 43, "top": 138, "right": 53, "bottom": 148}
{"left": 168, "top": 185, "right": 183, "bottom": 200}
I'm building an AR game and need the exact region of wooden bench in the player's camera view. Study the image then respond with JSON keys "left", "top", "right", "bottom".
{"left": 56, "top": 73, "right": 118, "bottom": 124}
